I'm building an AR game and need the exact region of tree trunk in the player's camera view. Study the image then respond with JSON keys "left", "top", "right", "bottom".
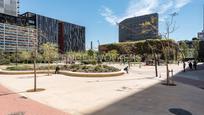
{"left": 154, "top": 53, "right": 158, "bottom": 77}
{"left": 166, "top": 62, "right": 170, "bottom": 85}
{"left": 48, "top": 61, "right": 50, "bottom": 76}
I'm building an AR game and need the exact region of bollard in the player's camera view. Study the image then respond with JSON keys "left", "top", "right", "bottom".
{"left": 169, "top": 69, "right": 175, "bottom": 84}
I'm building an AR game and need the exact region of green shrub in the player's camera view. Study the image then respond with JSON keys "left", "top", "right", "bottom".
{"left": 5, "top": 64, "right": 120, "bottom": 73}
{"left": 6, "top": 65, "right": 33, "bottom": 71}
{"left": 0, "top": 58, "right": 10, "bottom": 65}
{"left": 65, "top": 64, "right": 120, "bottom": 73}
{"left": 38, "top": 65, "right": 57, "bottom": 70}
{"left": 99, "top": 39, "right": 178, "bottom": 60}
{"left": 81, "top": 60, "right": 97, "bottom": 65}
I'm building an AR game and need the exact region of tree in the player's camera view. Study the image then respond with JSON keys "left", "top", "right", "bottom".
{"left": 41, "top": 43, "right": 58, "bottom": 76}
{"left": 107, "top": 50, "right": 119, "bottom": 62}
{"left": 142, "top": 13, "right": 178, "bottom": 84}
{"left": 20, "top": 51, "right": 31, "bottom": 64}
{"left": 36, "top": 53, "right": 43, "bottom": 63}
{"left": 0, "top": 50, "right": 10, "bottom": 65}
{"left": 179, "top": 41, "right": 189, "bottom": 58}
{"left": 87, "top": 49, "right": 95, "bottom": 59}
{"left": 164, "top": 13, "right": 178, "bottom": 85}
{"left": 192, "top": 39, "right": 200, "bottom": 60}
{"left": 140, "top": 17, "right": 160, "bottom": 77}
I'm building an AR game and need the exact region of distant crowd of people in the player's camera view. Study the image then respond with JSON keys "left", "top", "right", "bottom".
{"left": 183, "top": 60, "right": 197, "bottom": 72}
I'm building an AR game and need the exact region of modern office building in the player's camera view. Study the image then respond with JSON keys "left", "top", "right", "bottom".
{"left": 0, "top": 11, "right": 85, "bottom": 53}
{"left": 199, "top": 41, "right": 204, "bottom": 60}
{"left": 0, "top": 0, "right": 85, "bottom": 53}
{"left": 0, "top": 0, "right": 19, "bottom": 16}
{"left": 198, "top": 6, "right": 204, "bottom": 60}
{"left": 0, "top": 22, "right": 37, "bottom": 52}
{"left": 119, "top": 13, "right": 159, "bottom": 42}
{"left": 198, "top": 31, "right": 204, "bottom": 41}
{"left": 20, "top": 12, "right": 85, "bottom": 53}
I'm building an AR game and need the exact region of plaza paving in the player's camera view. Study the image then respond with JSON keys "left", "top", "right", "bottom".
{"left": 0, "top": 84, "right": 69, "bottom": 115}
{"left": 0, "top": 64, "right": 203, "bottom": 115}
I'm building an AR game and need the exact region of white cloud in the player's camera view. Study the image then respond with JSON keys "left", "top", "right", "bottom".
{"left": 100, "top": 0, "right": 191, "bottom": 25}
{"left": 100, "top": 7, "right": 118, "bottom": 25}
{"left": 175, "top": 0, "right": 191, "bottom": 9}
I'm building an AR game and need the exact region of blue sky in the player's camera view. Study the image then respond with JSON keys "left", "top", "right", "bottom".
{"left": 20, "top": 0, "right": 204, "bottom": 49}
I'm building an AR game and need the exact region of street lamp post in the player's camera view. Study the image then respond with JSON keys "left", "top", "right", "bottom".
{"left": 97, "top": 40, "right": 101, "bottom": 64}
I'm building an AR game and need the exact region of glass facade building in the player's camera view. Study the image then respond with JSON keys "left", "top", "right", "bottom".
{"left": 0, "top": 0, "right": 85, "bottom": 53}
{"left": 119, "top": 13, "right": 159, "bottom": 42}
{"left": 0, "top": 0, "right": 18, "bottom": 16}
{"left": 21, "top": 12, "right": 85, "bottom": 53}
{"left": 0, "top": 22, "right": 37, "bottom": 52}
{"left": 62, "top": 22, "right": 85, "bottom": 52}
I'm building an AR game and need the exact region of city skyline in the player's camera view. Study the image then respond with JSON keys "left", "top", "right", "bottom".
{"left": 20, "top": 0, "right": 204, "bottom": 49}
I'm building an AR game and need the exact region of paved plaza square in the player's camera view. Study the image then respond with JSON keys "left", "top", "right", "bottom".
{"left": 0, "top": 64, "right": 203, "bottom": 115}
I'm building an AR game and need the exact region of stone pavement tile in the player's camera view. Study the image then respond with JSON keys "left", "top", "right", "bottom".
{"left": 0, "top": 84, "right": 69, "bottom": 115}
{"left": 173, "top": 77, "right": 204, "bottom": 89}
{"left": 88, "top": 82, "right": 204, "bottom": 115}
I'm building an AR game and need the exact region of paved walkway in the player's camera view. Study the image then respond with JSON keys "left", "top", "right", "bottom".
{"left": 0, "top": 64, "right": 203, "bottom": 115}
{"left": 89, "top": 81, "right": 204, "bottom": 115}
{"left": 0, "top": 84, "right": 68, "bottom": 115}
{"left": 173, "top": 63, "right": 204, "bottom": 89}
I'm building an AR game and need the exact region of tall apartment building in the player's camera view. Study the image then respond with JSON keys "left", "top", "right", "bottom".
{"left": 0, "top": 22, "right": 37, "bottom": 52}
{"left": 119, "top": 13, "right": 159, "bottom": 42}
{"left": 0, "top": 0, "right": 19, "bottom": 16}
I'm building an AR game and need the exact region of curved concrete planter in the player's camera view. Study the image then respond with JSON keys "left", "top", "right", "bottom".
{"left": 0, "top": 70, "right": 125, "bottom": 77}
{"left": 0, "top": 70, "right": 55, "bottom": 75}
{"left": 59, "top": 71, "right": 125, "bottom": 77}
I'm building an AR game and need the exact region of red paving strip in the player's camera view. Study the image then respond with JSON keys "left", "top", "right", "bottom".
{"left": 0, "top": 84, "right": 69, "bottom": 115}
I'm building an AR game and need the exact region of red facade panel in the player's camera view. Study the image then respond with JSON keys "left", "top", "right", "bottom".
{"left": 58, "top": 22, "right": 64, "bottom": 53}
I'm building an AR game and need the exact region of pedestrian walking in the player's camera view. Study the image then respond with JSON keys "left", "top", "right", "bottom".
{"left": 189, "top": 61, "right": 193, "bottom": 70}
{"left": 55, "top": 66, "right": 60, "bottom": 74}
{"left": 183, "top": 61, "right": 186, "bottom": 72}
{"left": 124, "top": 66, "right": 129, "bottom": 74}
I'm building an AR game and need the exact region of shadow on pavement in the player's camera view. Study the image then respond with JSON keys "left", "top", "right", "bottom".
{"left": 169, "top": 108, "right": 192, "bottom": 115}
{"left": 172, "top": 63, "right": 204, "bottom": 89}
{"left": 87, "top": 81, "right": 204, "bottom": 115}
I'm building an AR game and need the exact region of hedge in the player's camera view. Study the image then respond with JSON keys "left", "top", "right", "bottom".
{"left": 99, "top": 39, "right": 178, "bottom": 55}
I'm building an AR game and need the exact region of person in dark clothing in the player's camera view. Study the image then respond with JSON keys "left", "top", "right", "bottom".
{"left": 55, "top": 66, "right": 60, "bottom": 74}
{"left": 189, "top": 62, "right": 193, "bottom": 70}
{"left": 193, "top": 60, "right": 197, "bottom": 70}
{"left": 124, "top": 66, "right": 129, "bottom": 74}
{"left": 183, "top": 61, "right": 186, "bottom": 72}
